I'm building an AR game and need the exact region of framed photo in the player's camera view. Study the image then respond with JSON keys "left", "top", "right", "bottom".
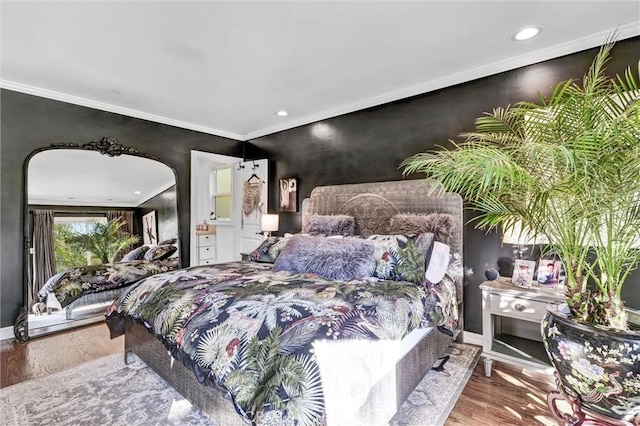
{"left": 142, "top": 211, "right": 158, "bottom": 245}
{"left": 279, "top": 177, "right": 298, "bottom": 212}
{"left": 536, "top": 259, "right": 563, "bottom": 288}
{"left": 512, "top": 259, "right": 536, "bottom": 288}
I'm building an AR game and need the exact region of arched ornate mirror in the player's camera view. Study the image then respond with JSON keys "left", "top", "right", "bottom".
{"left": 15, "top": 137, "right": 180, "bottom": 340}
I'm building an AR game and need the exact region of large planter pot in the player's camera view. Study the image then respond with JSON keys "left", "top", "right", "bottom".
{"left": 542, "top": 305, "right": 640, "bottom": 425}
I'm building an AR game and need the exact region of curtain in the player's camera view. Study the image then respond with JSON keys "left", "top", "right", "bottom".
{"left": 32, "top": 209, "right": 56, "bottom": 305}
{"left": 106, "top": 210, "right": 134, "bottom": 235}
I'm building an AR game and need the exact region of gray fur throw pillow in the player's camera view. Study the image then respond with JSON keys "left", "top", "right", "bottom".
{"left": 303, "top": 215, "right": 356, "bottom": 236}
{"left": 273, "top": 235, "right": 375, "bottom": 280}
{"left": 389, "top": 213, "right": 454, "bottom": 246}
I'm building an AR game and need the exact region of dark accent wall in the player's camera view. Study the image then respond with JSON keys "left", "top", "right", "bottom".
{"left": 135, "top": 185, "right": 179, "bottom": 246}
{"left": 1, "top": 90, "right": 243, "bottom": 327}
{"left": 246, "top": 37, "right": 640, "bottom": 334}
{"left": 3, "top": 39, "right": 638, "bottom": 332}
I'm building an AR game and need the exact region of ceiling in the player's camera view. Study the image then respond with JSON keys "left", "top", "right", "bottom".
{"left": 28, "top": 150, "right": 176, "bottom": 207}
{"left": 2, "top": 1, "right": 638, "bottom": 142}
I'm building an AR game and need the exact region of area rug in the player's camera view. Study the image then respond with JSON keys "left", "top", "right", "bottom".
{"left": 0, "top": 342, "right": 480, "bottom": 426}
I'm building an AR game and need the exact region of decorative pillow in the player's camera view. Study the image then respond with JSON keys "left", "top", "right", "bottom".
{"left": 144, "top": 244, "right": 178, "bottom": 261}
{"left": 157, "top": 237, "right": 177, "bottom": 245}
{"left": 273, "top": 235, "right": 375, "bottom": 280}
{"left": 120, "top": 245, "right": 150, "bottom": 262}
{"left": 367, "top": 233, "right": 434, "bottom": 284}
{"left": 302, "top": 215, "right": 356, "bottom": 237}
{"left": 249, "top": 237, "right": 290, "bottom": 263}
{"left": 389, "top": 213, "right": 454, "bottom": 246}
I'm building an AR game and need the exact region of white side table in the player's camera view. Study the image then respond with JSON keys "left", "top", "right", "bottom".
{"left": 480, "top": 277, "right": 563, "bottom": 377}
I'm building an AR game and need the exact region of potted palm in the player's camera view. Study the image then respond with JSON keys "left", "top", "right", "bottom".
{"left": 402, "top": 36, "right": 640, "bottom": 424}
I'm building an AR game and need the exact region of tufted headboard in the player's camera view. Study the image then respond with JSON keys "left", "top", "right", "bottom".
{"left": 302, "top": 179, "right": 464, "bottom": 330}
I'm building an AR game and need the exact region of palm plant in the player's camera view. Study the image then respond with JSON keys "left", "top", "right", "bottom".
{"left": 53, "top": 223, "right": 87, "bottom": 271}
{"left": 402, "top": 37, "right": 640, "bottom": 330}
{"left": 71, "top": 218, "right": 140, "bottom": 264}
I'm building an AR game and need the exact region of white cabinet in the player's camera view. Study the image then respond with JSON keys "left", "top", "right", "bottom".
{"left": 480, "top": 277, "right": 562, "bottom": 377}
{"left": 197, "top": 233, "right": 216, "bottom": 265}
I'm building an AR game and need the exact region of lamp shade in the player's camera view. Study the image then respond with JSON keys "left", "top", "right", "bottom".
{"left": 502, "top": 221, "right": 547, "bottom": 245}
{"left": 261, "top": 214, "right": 279, "bottom": 233}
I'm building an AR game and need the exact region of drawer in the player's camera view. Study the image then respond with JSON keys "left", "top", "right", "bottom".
{"left": 198, "top": 234, "right": 215, "bottom": 247}
{"left": 489, "top": 294, "right": 547, "bottom": 322}
{"left": 199, "top": 258, "right": 216, "bottom": 265}
{"left": 198, "top": 246, "right": 216, "bottom": 260}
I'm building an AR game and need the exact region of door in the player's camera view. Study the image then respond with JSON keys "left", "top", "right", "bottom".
{"left": 235, "top": 159, "right": 268, "bottom": 256}
{"left": 190, "top": 152, "right": 268, "bottom": 265}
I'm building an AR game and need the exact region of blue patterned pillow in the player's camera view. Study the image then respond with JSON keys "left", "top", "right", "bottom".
{"left": 249, "top": 237, "right": 290, "bottom": 263}
{"left": 367, "top": 233, "right": 434, "bottom": 284}
{"left": 120, "top": 245, "right": 150, "bottom": 261}
{"left": 273, "top": 235, "right": 374, "bottom": 280}
{"left": 144, "top": 244, "right": 177, "bottom": 261}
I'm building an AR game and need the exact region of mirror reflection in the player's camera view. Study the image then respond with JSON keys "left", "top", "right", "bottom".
{"left": 25, "top": 145, "right": 178, "bottom": 338}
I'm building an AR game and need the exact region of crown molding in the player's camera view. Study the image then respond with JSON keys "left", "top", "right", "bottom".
{"left": 244, "top": 23, "right": 640, "bottom": 140}
{"left": 2, "top": 22, "right": 638, "bottom": 142}
{"left": 0, "top": 80, "right": 245, "bottom": 141}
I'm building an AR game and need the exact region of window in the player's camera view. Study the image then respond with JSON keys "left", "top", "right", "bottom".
{"left": 53, "top": 216, "right": 107, "bottom": 271}
{"left": 211, "top": 166, "right": 232, "bottom": 221}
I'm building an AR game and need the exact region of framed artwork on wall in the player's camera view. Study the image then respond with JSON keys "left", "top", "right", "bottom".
{"left": 143, "top": 211, "right": 158, "bottom": 245}
{"left": 512, "top": 259, "right": 536, "bottom": 288}
{"left": 279, "top": 177, "right": 298, "bottom": 212}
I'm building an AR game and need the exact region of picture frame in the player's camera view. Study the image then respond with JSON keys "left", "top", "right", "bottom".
{"left": 279, "top": 177, "right": 298, "bottom": 212}
{"left": 536, "top": 258, "right": 563, "bottom": 289}
{"left": 512, "top": 259, "right": 536, "bottom": 288}
{"left": 142, "top": 211, "right": 158, "bottom": 245}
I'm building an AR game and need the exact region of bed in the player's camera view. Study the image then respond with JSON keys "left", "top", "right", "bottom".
{"left": 38, "top": 245, "right": 179, "bottom": 319}
{"left": 106, "top": 180, "right": 464, "bottom": 425}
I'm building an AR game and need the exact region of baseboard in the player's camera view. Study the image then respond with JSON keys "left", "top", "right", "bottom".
{"left": 0, "top": 325, "right": 15, "bottom": 342}
{"left": 462, "top": 331, "right": 483, "bottom": 346}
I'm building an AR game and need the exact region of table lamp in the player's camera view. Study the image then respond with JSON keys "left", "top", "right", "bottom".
{"left": 261, "top": 214, "right": 279, "bottom": 237}
{"left": 502, "top": 221, "right": 547, "bottom": 258}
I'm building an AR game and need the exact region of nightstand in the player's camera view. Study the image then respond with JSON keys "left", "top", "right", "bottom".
{"left": 196, "top": 233, "right": 216, "bottom": 265}
{"left": 480, "top": 277, "right": 563, "bottom": 377}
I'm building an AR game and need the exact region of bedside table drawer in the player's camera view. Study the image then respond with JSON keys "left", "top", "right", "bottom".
{"left": 489, "top": 294, "right": 547, "bottom": 322}
{"left": 198, "top": 246, "right": 216, "bottom": 260}
{"left": 198, "top": 234, "right": 215, "bottom": 247}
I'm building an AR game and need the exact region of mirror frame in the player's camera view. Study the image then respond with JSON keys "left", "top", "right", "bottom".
{"left": 14, "top": 137, "right": 181, "bottom": 341}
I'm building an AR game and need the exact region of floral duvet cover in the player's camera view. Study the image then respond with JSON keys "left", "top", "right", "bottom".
{"left": 105, "top": 261, "right": 459, "bottom": 425}
{"left": 38, "top": 259, "right": 178, "bottom": 308}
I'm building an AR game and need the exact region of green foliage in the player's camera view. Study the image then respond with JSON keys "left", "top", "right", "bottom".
{"left": 402, "top": 35, "right": 640, "bottom": 329}
{"left": 223, "top": 327, "right": 309, "bottom": 422}
{"left": 69, "top": 218, "right": 139, "bottom": 264}
{"left": 53, "top": 224, "right": 87, "bottom": 272}
{"left": 394, "top": 239, "right": 427, "bottom": 284}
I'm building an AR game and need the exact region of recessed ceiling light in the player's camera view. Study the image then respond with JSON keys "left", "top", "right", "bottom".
{"left": 512, "top": 26, "right": 542, "bottom": 41}
{"left": 276, "top": 110, "right": 289, "bottom": 117}
{"left": 134, "top": 190, "right": 141, "bottom": 194}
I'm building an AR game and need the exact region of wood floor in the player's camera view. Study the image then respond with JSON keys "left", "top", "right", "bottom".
{"left": 0, "top": 322, "right": 123, "bottom": 388}
{"left": 446, "top": 361, "right": 557, "bottom": 426}
{"left": 1, "top": 323, "right": 558, "bottom": 425}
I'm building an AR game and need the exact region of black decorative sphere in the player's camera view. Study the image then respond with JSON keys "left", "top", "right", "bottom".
{"left": 485, "top": 268, "right": 499, "bottom": 281}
